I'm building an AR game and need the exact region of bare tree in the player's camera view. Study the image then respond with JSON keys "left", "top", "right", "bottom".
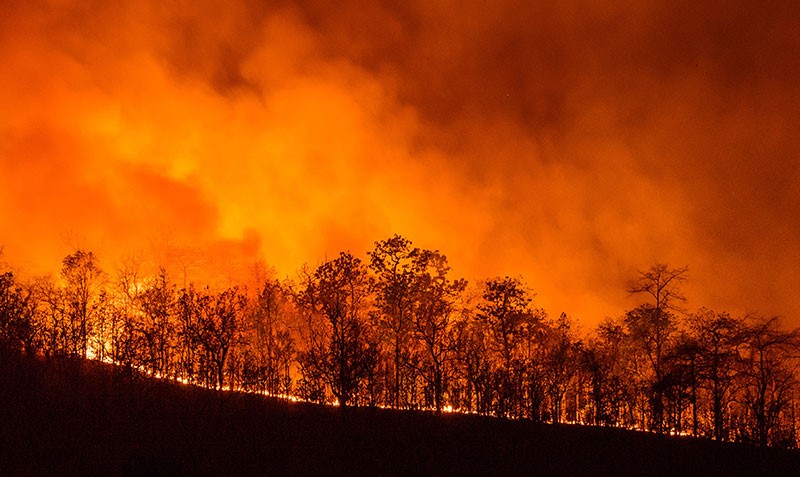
{"left": 626, "top": 263, "right": 688, "bottom": 432}
{"left": 628, "top": 264, "right": 688, "bottom": 311}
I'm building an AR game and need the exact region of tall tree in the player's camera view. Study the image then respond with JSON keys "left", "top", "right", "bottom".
{"left": 409, "top": 249, "right": 467, "bottom": 411}
{"left": 477, "top": 276, "right": 542, "bottom": 418}
{"left": 61, "top": 250, "right": 104, "bottom": 358}
{"left": 296, "top": 252, "right": 378, "bottom": 407}
{"left": 739, "top": 316, "right": 799, "bottom": 447}
{"left": 659, "top": 333, "right": 702, "bottom": 435}
{"left": 369, "top": 235, "right": 418, "bottom": 408}
{"left": 180, "top": 286, "right": 247, "bottom": 390}
{"left": 687, "top": 308, "right": 743, "bottom": 440}
{"left": 244, "top": 278, "right": 294, "bottom": 395}
{"left": 626, "top": 263, "right": 688, "bottom": 432}
{"left": 581, "top": 318, "right": 630, "bottom": 426}
{"left": 111, "top": 255, "right": 146, "bottom": 374}
{"left": 455, "top": 305, "right": 493, "bottom": 414}
{"left": 137, "top": 268, "right": 177, "bottom": 377}
{"left": 543, "top": 313, "right": 580, "bottom": 423}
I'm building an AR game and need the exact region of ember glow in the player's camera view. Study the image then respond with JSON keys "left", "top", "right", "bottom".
{"left": 2, "top": 1, "right": 799, "bottom": 326}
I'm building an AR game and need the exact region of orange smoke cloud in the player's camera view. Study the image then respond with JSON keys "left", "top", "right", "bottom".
{"left": 1, "top": 0, "right": 799, "bottom": 326}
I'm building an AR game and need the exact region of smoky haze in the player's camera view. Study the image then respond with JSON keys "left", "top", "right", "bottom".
{"left": 1, "top": 0, "right": 798, "bottom": 326}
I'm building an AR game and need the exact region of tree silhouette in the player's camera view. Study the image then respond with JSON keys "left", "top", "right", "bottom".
{"left": 477, "top": 276, "right": 543, "bottom": 418}
{"left": 137, "top": 268, "right": 176, "bottom": 377}
{"left": 581, "top": 318, "right": 630, "bottom": 426}
{"left": 659, "top": 332, "right": 701, "bottom": 435}
{"left": 61, "top": 250, "right": 104, "bottom": 358}
{"left": 409, "top": 249, "right": 466, "bottom": 411}
{"left": 687, "top": 308, "right": 743, "bottom": 440}
{"left": 242, "top": 278, "right": 294, "bottom": 395}
{"left": 626, "top": 264, "right": 687, "bottom": 432}
{"left": 178, "top": 286, "right": 247, "bottom": 390}
{"left": 543, "top": 313, "right": 581, "bottom": 423}
{"left": 738, "top": 316, "right": 799, "bottom": 446}
{"left": 456, "top": 307, "right": 493, "bottom": 414}
{"left": 0, "top": 271, "right": 36, "bottom": 356}
{"left": 369, "top": 235, "right": 419, "bottom": 408}
{"left": 3, "top": 244, "right": 800, "bottom": 449}
{"left": 296, "top": 252, "right": 378, "bottom": 407}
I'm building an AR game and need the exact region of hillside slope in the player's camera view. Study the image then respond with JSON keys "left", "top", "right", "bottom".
{"left": 1, "top": 355, "right": 798, "bottom": 476}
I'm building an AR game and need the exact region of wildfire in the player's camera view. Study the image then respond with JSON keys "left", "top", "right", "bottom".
{"left": 2, "top": 0, "right": 800, "bottom": 452}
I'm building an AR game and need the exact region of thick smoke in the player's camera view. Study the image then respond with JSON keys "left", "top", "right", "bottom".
{"left": 1, "top": 0, "right": 798, "bottom": 325}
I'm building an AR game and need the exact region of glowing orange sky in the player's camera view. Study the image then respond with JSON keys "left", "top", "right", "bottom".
{"left": 1, "top": 0, "right": 799, "bottom": 327}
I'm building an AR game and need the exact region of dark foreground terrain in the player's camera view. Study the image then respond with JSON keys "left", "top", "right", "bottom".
{"left": 1, "top": 355, "right": 798, "bottom": 476}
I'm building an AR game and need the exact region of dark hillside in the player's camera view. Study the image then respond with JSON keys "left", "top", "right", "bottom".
{"left": 1, "top": 355, "right": 798, "bottom": 476}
